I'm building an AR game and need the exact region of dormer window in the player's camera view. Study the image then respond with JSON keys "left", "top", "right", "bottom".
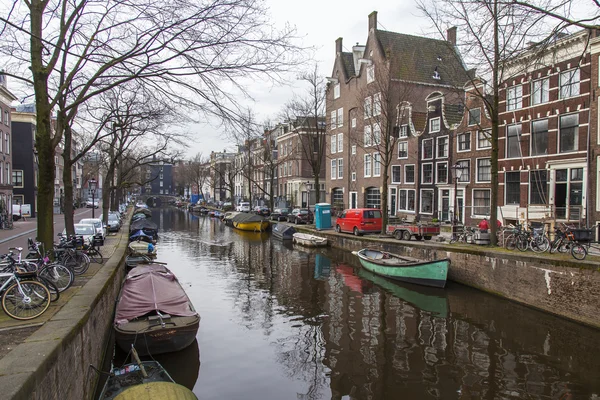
{"left": 432, "top": 67, "right": 440, "bottom": 80}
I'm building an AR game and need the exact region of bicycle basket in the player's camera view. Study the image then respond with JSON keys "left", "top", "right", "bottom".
{"left": 15, "top": 268, "right": 37, "bottom": 279}
{"left": 571, "top": 229, "right": 594, "bottom": 242}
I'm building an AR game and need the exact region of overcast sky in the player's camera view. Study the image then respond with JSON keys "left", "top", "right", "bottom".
{"left": 182, "top": 0, "right": 428, "bottom": 159}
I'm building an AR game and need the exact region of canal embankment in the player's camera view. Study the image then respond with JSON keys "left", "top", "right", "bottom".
{"left": 0, "top": 218, "right": 129, "bottom": 400}
{"left": 301, "top": 227, "right": 600, "bottom": 329}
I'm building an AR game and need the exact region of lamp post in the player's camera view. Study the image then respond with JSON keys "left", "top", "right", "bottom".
{"left": 450, "top": 164, "right": 464, "bottom": 239}
{"left": 89, "top": 178, "right": 97, "bottom": 218}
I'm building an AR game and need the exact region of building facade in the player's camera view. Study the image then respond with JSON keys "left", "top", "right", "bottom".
{"left": 11, "top": 105, "right": 37, "bottom": 217}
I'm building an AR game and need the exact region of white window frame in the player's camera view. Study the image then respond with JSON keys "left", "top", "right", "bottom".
{"left": 476, "top": 130, "right": 491, "bottom": 150}
{"left": 351, "top": 172, "right": 356, "bottom": 182}
{"left": 420, "top": 189, "right": 435, "bottom": 215}
{"left": 367, "top": 64, "right": 375, "bottom": 83}
{"left": 373, "top": 153, "right": 381, "bottom": 177}
{"left": 398, "top": 141, "right": 408, "bottom": 159}
{"left": 351, "top": 145, "right": 356, "bottom": 155}
{"left": 468, "top": 108, "right": 481, "bottom": 126}
{"left": 391, "top": 165, "right": 401, "bottom": 184}
{"left": 398, "top": 189, "right": 416, "bottom": 212}
{"left": 507, "top": 85, "right": 523, "bottom": 111}
{"left": 330, "top": 159, "right": 337, "bottom": 180}
{"left": 457, "top": 132, "right": 470, "bottom": 152}
{"left": 364, "top": 125, "right": 372, "bottom": 147}
{"left": 373, "top": 92, "right": 381, "bottom": 116}
{"left": 331, "top": 135, "right": 337, "bottom": 154}
{"left": 364, "top": 154, "right": 372, "bottom": 177}
{"left": 12, "top": 169, "right": 23, "bottom": 188}
{"left": 364, "top": 96, "right": 372, "bottom": 119}
{"left": 422, "top": 138, "right": 433, "bottom": 160}
{"left": 430, "top": 117, "right": 440, "bottom": 133}
{"left": 372, "top": 123, "right": 381, "bottom": 145}
{"left": 560, "top": 69, "right": 580, "bottom": 99}
{"left": 437, "top": 135, "right": 449, "bottom": 158}
{"left": 436, "top": 161, "right": 448, "bottom": 184}
{"left": 337, "top": 108, "right": 344, "bottom": 128}
{"left": 421, "top": 162, "right": 433, "bottom": 184}
{"left": 333, "top": 83, "right": 340, "bottom": 99}
{"left": 476, "top": 158, "right": 491, "bottom": 183}
{"left": 399, "top": 124, "right": 408, "bottom": 138}
{"left": 351, "top": 118, "right": 356, "bottom": 128}
{"left": 472, "top": 189, "right": 492, "bottom": 217}
{"left": 532, "top": 77, "right": 550, "bottom": 105}
{"left": 337, "top": 133, "right": 343, "bottom": 153}
{"left": 404, "top": 164, "right": 415, "bottom": 184}
{"left": 456, "top": 159, "right": 470, "bottom": 183}
{"left": 337, "top": 158, "right": 343, "bottom": 179}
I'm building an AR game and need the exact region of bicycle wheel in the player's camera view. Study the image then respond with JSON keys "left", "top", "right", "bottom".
{"left": 531, "top": 237, "right": 549, "bottom": 253}
{"left": 36, "top": 277, "right": 59, "bottom": 302}
{"left": 72, "top": 252, "right": 90, "bottom": 275}
{"left": 571, "top": 244, "right": 587, "bottom": 260}
{"left": 39, "top": 263, "right": 74, "bottom": 292}
{"left": 516, "top": 236, "right": 528, "bottom": 252}
{"left": 2, "top": 280, "right": 51, "bottom": 320}
{"left": 87, "top": 248, "right": 104, "bottom": 264}
{"left": 450, "top": 235, "right": 458, "bottom": 244}
{"left": 505, "top": 235, "right": 517, "bottom": 250}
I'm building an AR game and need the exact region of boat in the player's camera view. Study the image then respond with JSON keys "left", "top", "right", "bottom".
{"left": 222, "top": 211, "right": 240, "bottom": 226}
{"left": 129, "top": 229, "right": 155, "bottom": 243}
{"left": 128, "top": 240, "right": 157, "bottom": 258}
{"left": 129, "top": 219, "right": 158, "bottom": 240}
{"left": 231, "top": 212, "right": 269, "bottom": 232}
{"left": 133, "top": 207, "right": 152, "bottom": 218}
{"left": 352, "top": 248, "right": 449, "bottom": 288}
{"left": 292, "top": 232, "right": 328, "bottom": 247}
{"left": 125, "top": 254, "right": 153, "bottom": 269}
{"left": 98, "top": 357, "right": 197, "bottom": 400}
{"left": 271, "top": 223, "right": 296, "bottom": 240}
{"left": 114, "top": 264, "right": 200, "bottom": 356}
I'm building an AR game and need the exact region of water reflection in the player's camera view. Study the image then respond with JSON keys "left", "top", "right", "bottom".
{"left": 129, "top": 208, "right": 600, "bottom": 400}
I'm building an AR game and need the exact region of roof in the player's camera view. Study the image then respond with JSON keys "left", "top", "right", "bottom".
{"left": 376, "top": 30, "right": 469, "bottom": 87}
{"left": 341, "top": 52, "right": 356, "bottom": 78}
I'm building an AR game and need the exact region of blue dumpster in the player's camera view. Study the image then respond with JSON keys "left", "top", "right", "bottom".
{"left": 314, "top": 203, "right": 332, "bottom": 230}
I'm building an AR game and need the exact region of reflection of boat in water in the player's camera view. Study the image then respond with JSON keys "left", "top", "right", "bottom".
{"left": 151, "top": 339, "right": 201, "bottom": 392}
{"left": 353, "top": 248, "right": 449, "bottom": 288}
{"left": 358, "top": 269, "right": 449, "bottom": 317}
{"left": 233, "top": 229, "right": 270, "bottom": 242}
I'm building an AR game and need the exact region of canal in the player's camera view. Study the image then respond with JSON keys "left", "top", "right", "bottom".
{"left": 112, "top": 208, "right": 600, "bottom": 399}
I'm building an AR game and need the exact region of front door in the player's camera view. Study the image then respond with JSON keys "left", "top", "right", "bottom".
{"left": 440, "top": 189, "right": 450, "bottom": 222}
{"left": 389, "top": 187, "right": 397, "bottom": 216}
{"left": 554, "top": 168, "right": 584, "bottom": 220}
{"left": 349, "top": 192, "right": 358, "bottom": 209}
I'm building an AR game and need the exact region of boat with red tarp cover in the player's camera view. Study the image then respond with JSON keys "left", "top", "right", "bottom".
{"left": 114, "top": 264, "right": 200, "bottom": 356}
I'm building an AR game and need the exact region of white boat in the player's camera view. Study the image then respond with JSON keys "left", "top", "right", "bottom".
{"left": 292, "top": 232, "right": 328, "bottom": 248}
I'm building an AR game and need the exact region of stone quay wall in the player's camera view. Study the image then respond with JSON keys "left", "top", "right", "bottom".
{"left": 317, "top": 231, "right": 600, "bottom": 329}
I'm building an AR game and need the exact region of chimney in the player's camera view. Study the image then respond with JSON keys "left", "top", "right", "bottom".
{"left": 447, "top": 27, "right": 457, "bottom": 45}
{"left": 336, "top": 37, "right": 343, "bottom": 55}
{"left": 368, "top": 11, "right": 377, "bottom": 32}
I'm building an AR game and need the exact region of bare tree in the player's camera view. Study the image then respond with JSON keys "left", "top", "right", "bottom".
{"left": 0, "top": 0, "right": 304, "bottom": 248}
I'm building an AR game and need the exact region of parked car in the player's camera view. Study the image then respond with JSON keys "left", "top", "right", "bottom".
{"left": 62, "top": 224, "right": 96, "bottom": 246}
{"left": 236, "top": 202, "right": 251, "bottom": 212}
{"left": 270, "top": 208, "right": 290, "bottom": 221}
{"left": 254, "top": 206, "right": 270, "bottom": 217}
{"left": 334, "top": 208, "right": 383, "bottom": 236}
{"left": 12, "top": 204, "right": 21, "bottom": 221}
{"left": 287, "top": 208, "right": 314, "bottom": 224}
{"left": 86, "top": 199, "right": 99, "bottom": 208}
{"left": 79, "top": 218, "right": 106, "bottom": 241}
{"left": 107, "top": 213, "right": 121, "bottom": 232}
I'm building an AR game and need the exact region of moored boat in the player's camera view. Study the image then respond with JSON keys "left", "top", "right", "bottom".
{"left": 222, "top": 211, "right": 240, "bottom": 226}
{"left": 352, "top": 248, "right": 449, "bottom": 288}
{"left": 128, "top": 240, "right": 157, "bottom": 258}
{"left": 231, "top": 212, "right": 269, "bottom": 232}
{"left": 271, "top": 224, "right": 296, "bottom": 240}
{"left": 292, "top": 232, "right": 328, "bottom": 247}
{"left": 114, "top": 264, "right": 200, "bottom": 356}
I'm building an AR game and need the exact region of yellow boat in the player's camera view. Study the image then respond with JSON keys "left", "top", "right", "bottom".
{"left": 231, "top": 213, "right": 270, "bottom": 232}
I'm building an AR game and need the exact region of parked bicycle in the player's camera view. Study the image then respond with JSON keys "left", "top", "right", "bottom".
{"left": 0, "top": 266, "right": 51, "bottom": 320}
{"left": 450, "top": 226, "right": 475, "bottom": 244}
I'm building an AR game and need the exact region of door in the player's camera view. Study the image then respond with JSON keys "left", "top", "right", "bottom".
{"left": 457, "top": 189, "right": 464, "bottom": 224}
{"left": 554, "top": 167, "right": 584, "bottom": 220}
{"left": 349, "top": 192, "right": 358, "bottom": 209}
{"left": 389, "top": 187, "right": 397, "bottom": 216}
{"left": 440, "top": 189, "right": 450, "bottom": 222}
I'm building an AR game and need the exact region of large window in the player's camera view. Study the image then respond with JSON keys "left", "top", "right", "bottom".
{"left": 373, "top": 93, "right": 381, "bottom": 116}
{"left": 422, "top": 139, "right": 433, "bottom": 159}
{"left": 12, "top": 170, "right": 23, "bottom": 188}
{"left": 333, "top": 83, "right": 340, "bottom": 99}
{"left": 398, "top": 142, "right": 408, "bottom": 159}
{"left": 399, "top": 125, "right": 408, "bottom": 138}
{"left": 532, "top": 78, "right": 549, "bottom": 105}
{"left": 505, "top": 171, "right": 520, "bottom": 205}
{"left": 458, "top": 132, "right": 470, "bottom": 151}
{"left": 337, "top": 159, "right": 343, "bottom": 179}
{"left": 430, "top": 117, "right": 440, "bottom": 133}
{"left": 529, "top": 170, "right": 548, "bottom": 204}
{"left": 468, "top": 108, "right": 481, "bottom": 126}
{"left": 364, "top": 97, "right": 372, "bottom": 119}
{"left": 399, "top": 189, "right": 415, "bottom": 211}
{"left": 392, "top": 166, "right": 401, "bottom": 183}
{"left": 332, "top": 188, "right": 344, "bottom": 205}
{"left": 367, "top": 64, "right": 375, "bottom": 83}
{"left": 331, "top": 135, "right": 337, "bottom": 154}
{"left": 364, "top": 154, "right": 372, "bottom": 177}
{"left": 366, "top": 187, "right": 380, "bottom": 208}
{"left": 330, "top": 160, "right": 337, "bottom": 179}
{"left": 507, "top": 85, "right": 522, "bottom": 110}
{"left": 372, "top": 123, "right": 381, "bottom": 145}
{"left": 531, "top": 119, "right": 548, "bottom": 156}
{"left": 436, "top": 162, "right": 448, "bottom": 184}
{"left": 337, "top": 133, "right": 343, "bottom": 153}
{"left": 560, "top": 69, "right": 580, "bottom": 98}
{"left": 437, "top": 136, "right": 448, "bottom": 158}
{"left": 559, "top": 114, "right": 578, "bottom": 153}
{"left": 420, "top": 190, "right": 434, "bottom": 214}
{"left": 477, "top": 158, "right": 491, "bottom": 182}
{"left": 477, "top": 130, "right": 491, "bottom": 149}
{"left": 405, "top": 165, "right": 415, "bottom": 183}
{"left": 330, "top": 111, "right": 337, "bottom": 130}
{"left": 373, "top": 153, "right": 381, "bottom": 177}
{"left": 422, "top": 163, "right": 433, "bottom": 184}
{"left": 456, "top": 160, "right": 470, "bottom": 182}
{"left": 473, "top": 189, "right": 491, "bottom": 215}
{"left": 364, "top": 125, "right": 372, "bottom": 146}
{"left": 506, "top": 124, "right": 522, "bottom": 158}
{"left": 337, "top": 108, "right": 343, "bottom": 128}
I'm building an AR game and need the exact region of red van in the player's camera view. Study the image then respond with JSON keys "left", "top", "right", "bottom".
{"left": 334, "top": 208, "right": 383, "bottom": 236}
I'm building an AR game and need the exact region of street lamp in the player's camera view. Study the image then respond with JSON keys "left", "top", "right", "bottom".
{"left": 89, "top": 178, "right": 97, "bottom": 218}
{"left": 450, "top": 164, "right": 464, "bottom": 239}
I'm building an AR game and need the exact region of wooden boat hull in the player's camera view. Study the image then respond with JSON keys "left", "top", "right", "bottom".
{"left": 115, "top": 315, "right": 200, "bottom": 356}
{"left": 354, "top": 249, "right": 449, "bottom": 288}
{"left": 232, "top": 220, "right": 270, "bottom": 232}
{"left": 271, "top": 224, "right": 296, "bottom": 240}
{"left": 292, "top": 233, "right": 328, "bottom": 247}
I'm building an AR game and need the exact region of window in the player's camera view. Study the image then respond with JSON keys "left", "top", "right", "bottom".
{"left": 351, "top": 118, "right": 356, "bottom": 128}
{"left": 422, "top": 139, "right": 433, "bottom": 159}
{"left": 392, "top": 166, "right": 401, "bottom": 183}
{"left": 476, "top": 130, "right": 491, "bottom": 149}
{"left": 372, "top": 123, "right": 381, "bottom": 145}
{"left": 337, "top": 158, "right": 343, "bottom": 179}
{"left": 507, "top": 85, "right": 522, "bottom": 110}
{"left": 331, "top": 135, "right": 337, "bottom": 154}
{"left": 420, "top": 190, "right": 434, "bottom": 214}
{"left": 457, "top": 132, "right": 470, "bottom": 151}
{"left": 0, "top": 132, "right": 2, "bottom": 152}
{"left": 437, "top": 136, "right": 448, "bottom": 158}
{"left": 364, "top": 154, "right": 372, "bottom": 177}
{"left": 436, "top": 162, "right": 448, "bottom": 184}
{"left": 351, "top": 145, "right": 356, "bottom": 155}
{"left": 532, "top": 78, "right": 549, "bottom": 105}
{"left": 398, "top": 142, "right": 408, "bottom": 159}
{"left": 505, "top": 171, "right": 520, "bottom": 205}
{"left": 159, "top": 181, "right": 163, "bottom": 187}
{"left": 330, "top": 111, "right": 337, "bottom": 130}
{"left": 5, "top": 133, "right": 9, "bottom": 155}
{"left": 337, "top": 108, "right": 344, "bottom": 128}
{"left": 559, "top": 114, "right": 578, "bottom": 153}
{"left": 506, "top": 124, "right": 522, "bottom": 158}
{"left": 337, "top": 133, "right": 343, "bottom": 153}
{"left": 400, "top": 125, "right": 408, "bottom": 138}
{"left": 364, "top": 125, "right": 372, "bottom": 146}
{"left": 364, "top": 97, "right": 372, "bottom": 119}
{"left": 430, "top": 117, "right": 440, "bottom": 133}
{"left": 367, "top": 64, "right": 375, "bottom": 83}
{"left": 330, "top": 160, "right": 337, "bottom": 179}
{"left": 531, "top": 119, "right": 548, "bottom": 156}
{"left": 373, "top": 153, "right": 381, "bottom": 177}
{"left": 477, "top": 158, "right": 491, "bottom": 182}
{"left": 4, "top": 111, "right": 8, "bottom": 125}
{"left": 373, "top": 93, "right": 381, "bottom": 116}
{"left": 456, "top": 160, "right": 470, "bottom": 182}
{"left": 422, "top": 163, "right": 433, "bottom": 184}
{"left": 351, "top": 172, "right": 356, "bottom": 181}
{"left": 530, "top": 170, "right": 548, "bottom": 204}
{"left": 560, "top": 69, "right": 580, "bottom": 98}
{"left": 399, "top": 189, "right": 416, "bottom": 211}
{"left": 366, "top": 187, "right": 380, "bottom": 208}
{"left": 473, "top": 189, "right": 491, "bottom": 215}
{"left": 468, "top": 108, "right": 481, "bottom": 126}
{"left": 12, "top": 170, "right": 23, "bottom": 187}
{"left": 333, "top": 83, "right": 340, "bottom": 99}
{"left": 405, "top": 165, "right": 415, "bottom": 183}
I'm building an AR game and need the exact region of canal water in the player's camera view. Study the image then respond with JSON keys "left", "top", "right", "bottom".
{"left": 113, "top": 208, "right": 600, "bottom": 399}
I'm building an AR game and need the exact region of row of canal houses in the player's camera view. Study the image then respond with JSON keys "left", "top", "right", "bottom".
{"left": 325, "top": 11, "right": 599, "bottom": 230}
